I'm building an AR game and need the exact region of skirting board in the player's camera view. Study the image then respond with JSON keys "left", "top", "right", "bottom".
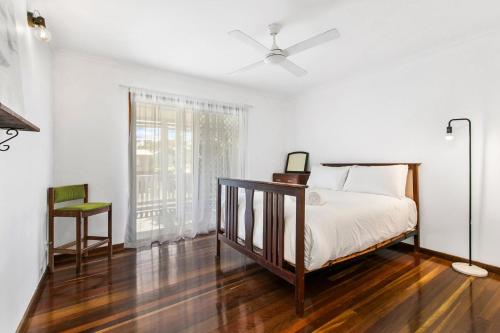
{"left": 392, "top": 243, "right": 500, "bottom": 275}
{"left": 16, "top": 243, "right": 125, "bottom": 332}
{"left": 16, "top": 268, "right": 48, "bottom": 333}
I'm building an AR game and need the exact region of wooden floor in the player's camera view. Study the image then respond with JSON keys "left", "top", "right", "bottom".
{"left": 24, "top": 235, "right": 500, "bottom": 333}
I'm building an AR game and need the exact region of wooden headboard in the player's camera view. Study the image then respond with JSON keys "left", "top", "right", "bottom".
{"left": 321, "top": 163, "right": 420, "bottom": 203}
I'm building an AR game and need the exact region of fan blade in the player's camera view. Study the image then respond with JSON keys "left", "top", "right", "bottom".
{"left": 285, "top": 28, "right": 340, "bottom": 57}
{"left": 228, "top": 30, "right": 269, "bottom": 55}
{"left": 228, "top": 60, "right": 265, "bottom": 75}
{"left": 278, "top": 59, "right": 307, "bottom": 77}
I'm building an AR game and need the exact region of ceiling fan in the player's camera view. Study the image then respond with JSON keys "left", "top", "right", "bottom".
{"left": 228, "top": 23, "right": 340, "bottom": 77}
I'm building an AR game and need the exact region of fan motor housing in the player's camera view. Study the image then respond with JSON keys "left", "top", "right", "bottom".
{"left": 265, "top": 50, "right": 286, "bottom": 64}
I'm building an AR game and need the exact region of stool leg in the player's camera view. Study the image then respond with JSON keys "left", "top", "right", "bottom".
{"left": 76, "top": 214, "right": 82, "bottom": 274}
{"left": 83, "top": 217, "right": 88, "bottom": 257}
{"left": 107, "top": 205, "right": 113, "bottom": 260}
{"left": 48, "top": 215, "right": 55, "bottom": 273}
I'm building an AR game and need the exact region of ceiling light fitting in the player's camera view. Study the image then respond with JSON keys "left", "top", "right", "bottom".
{"left": 228, "top": 23, "right": 340, "bottom": 77}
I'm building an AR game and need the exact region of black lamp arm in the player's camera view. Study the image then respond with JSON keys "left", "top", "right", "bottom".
{"left": 448, "top": 118, "right": 471, "bottom": 127}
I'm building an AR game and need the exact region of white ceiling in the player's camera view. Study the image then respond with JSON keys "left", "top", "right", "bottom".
{"left": 32, "top": 0, "right": 500, "bottom": 95}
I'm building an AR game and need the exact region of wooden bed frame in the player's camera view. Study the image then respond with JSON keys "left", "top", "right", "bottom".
{"left": 216, "top": 163, "right": 420, "bottom": 316}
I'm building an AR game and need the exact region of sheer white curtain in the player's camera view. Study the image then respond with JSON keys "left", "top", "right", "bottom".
{"left": 126, "top": 89, "right": 248, "bottom": 247}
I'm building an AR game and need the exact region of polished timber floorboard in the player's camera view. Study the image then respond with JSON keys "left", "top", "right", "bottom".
{"left": 25, "top": 235, "right": 500, "bottom": 332}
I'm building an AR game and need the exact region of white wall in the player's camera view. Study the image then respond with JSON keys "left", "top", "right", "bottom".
{"left": 0, "top": 1, "right": 53, "bottom": 332}
{"left": 2, "top": 5, "right": 498, "bottom": 331}
{"left": 52, "top": 51, "right": 291, "bottom": 245}
{"left": 291, "top": 31, "right": 500, "bottom": 267}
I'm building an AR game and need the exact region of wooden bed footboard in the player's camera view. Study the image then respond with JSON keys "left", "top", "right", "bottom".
{"left": 216, "top": 178, "right": 307, "bottom": 315}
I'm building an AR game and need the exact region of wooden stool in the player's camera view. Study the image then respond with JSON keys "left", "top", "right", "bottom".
{"left": 48, "top": 184, "right": 112, "bottom": 274}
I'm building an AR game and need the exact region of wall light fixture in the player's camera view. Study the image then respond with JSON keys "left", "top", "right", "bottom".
{"left": 27, "top": 10, "right": 51, "bottom": 42}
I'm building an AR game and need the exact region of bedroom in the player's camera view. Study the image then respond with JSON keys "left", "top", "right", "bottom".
{"left": 1, "top": 0, "right": 500, "bottom": 332}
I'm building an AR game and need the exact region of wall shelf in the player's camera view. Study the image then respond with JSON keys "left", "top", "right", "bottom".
{"left": 0, "top": 103, "right": 40, "bottom": 132}
{"left": 0, "top": 102, "right": 39, "bottom": 151}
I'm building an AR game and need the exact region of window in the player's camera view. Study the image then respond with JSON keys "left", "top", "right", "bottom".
{"left": 126, "top": 90, "right": 247, "bottom": 247}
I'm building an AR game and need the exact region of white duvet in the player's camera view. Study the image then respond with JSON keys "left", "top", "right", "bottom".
{"left": 223, "top": 188, "right": 417, "bottom": 271}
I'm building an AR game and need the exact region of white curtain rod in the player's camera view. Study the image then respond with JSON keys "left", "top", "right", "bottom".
{"left": 118, "top": 84, "right": 253, "bottom": 109}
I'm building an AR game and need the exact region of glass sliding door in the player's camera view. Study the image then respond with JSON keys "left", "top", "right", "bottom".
{"left": 127, "top": 90, "right": 247, "bottom": 247}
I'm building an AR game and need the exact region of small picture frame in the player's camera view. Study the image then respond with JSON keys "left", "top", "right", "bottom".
{"left": 285, "top": 151, "right": 309, "bottom": 173}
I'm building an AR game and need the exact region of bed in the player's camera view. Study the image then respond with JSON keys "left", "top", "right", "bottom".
{"left": 216, "top": 163, "right": 420, "bottom": 316}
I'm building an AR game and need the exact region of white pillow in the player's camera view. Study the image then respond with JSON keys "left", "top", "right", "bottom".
{"left": 307, "top": 165, "right": 350, "bottom": 190}
{"left": 342, "top": 165, "right": 408, "bottom": 198}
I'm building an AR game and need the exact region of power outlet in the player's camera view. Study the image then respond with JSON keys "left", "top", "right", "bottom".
{"left": 40, "top": 249, "right": 48, "bottom": 276}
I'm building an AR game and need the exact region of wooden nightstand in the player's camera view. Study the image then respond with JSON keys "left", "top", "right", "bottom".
{"left": 273, "top": 173, "right": 309, "bottom": 185}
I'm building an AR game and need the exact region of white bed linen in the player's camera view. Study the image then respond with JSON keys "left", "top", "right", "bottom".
{"left": 223, "top": 188, "right": 417, "bottom": 271}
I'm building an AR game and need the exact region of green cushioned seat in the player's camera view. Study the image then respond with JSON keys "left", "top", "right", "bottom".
{"left": 57, "top": 202, "right": 111, "bottom": 212}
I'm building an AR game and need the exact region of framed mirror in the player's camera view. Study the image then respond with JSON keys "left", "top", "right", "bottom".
{"left": 285, "top": 151, "right": 309, "bottom": 173}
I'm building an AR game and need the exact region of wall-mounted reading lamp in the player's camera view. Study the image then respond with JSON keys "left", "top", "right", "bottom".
{"left": 27, "top": 10, "right": 51, "bottom": 42}
{"left": 445, "top": 118, "right": 487, "bottom": 277}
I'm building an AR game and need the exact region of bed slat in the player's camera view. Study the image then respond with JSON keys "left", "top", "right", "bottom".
{"left": 225, "top": 186, "right": 229, "bottom": 238}
{"left": 262, "top": 192, "right": 269, "bottom": 260}
{"left": 272, "top": 194, "right": 278, "bottom": 265}
{"left": 232, "top": 187, "right": 238, "bottom": 241}
{"left": 244, "top": 189, "right": 254, "bottom": 250}
{"left": 268, "top": 193, "right": 273, "bottom": 261}
{"left": 229, "top": 186, "right": 234, "bottom": 240}
{"left": 277, "top": 194, "right": 285, "bottom": 267}
{"left": 225, "top": 186, "right": 238, "bottom": 241}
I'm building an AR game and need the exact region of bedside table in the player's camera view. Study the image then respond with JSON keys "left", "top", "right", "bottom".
{"left": 273, "top": 173, "right": 309, "bottom": 185}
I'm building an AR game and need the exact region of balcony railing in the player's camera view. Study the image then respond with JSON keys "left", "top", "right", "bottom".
{"left": 136, "top": 174, "right": 193, "bottom": 232}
